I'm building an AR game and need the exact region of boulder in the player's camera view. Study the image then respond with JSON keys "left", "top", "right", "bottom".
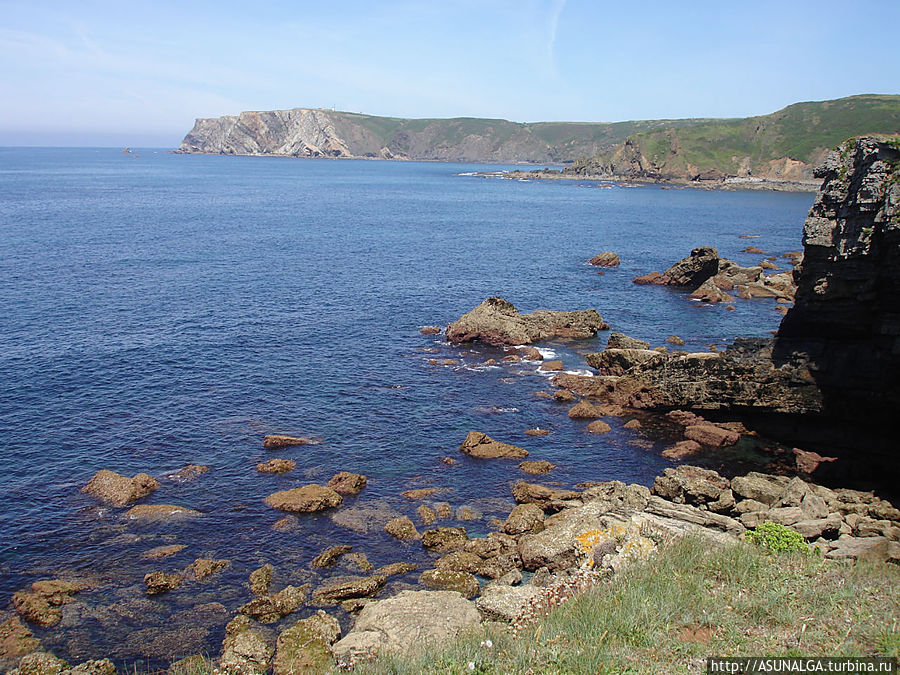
{"left": 418, "top": 569, "right": 479, "bottom": 599}
{"left": 589, "top": 252, "right": 620, "bottom": 267}
{"left": 519, "top": 460, "right": 555, "bottom": 474}
{"left": 552, "top": 389, "right": 576, "bottom": 402}
{"left": 311, "top": 545, "right": 352, "bottom": 568}
{"left": 586, "top": 420, "right": 611, "bottom": 434}
{"left": 249, "top": 564, "right": 273, "bottom": 596}
{"left": 585, "top": 349, "right": 662, "bottom": 376}
{"left": 273, "top": 611, "right": 341, "bottom": 675}
{"left": 524, "top": 428, "right": 550, "bottom": 437}
{"left": 661, "top": 440, "right": 702, "bottom": 459}
{"left": 459, "top": 431, "right": 528, "bottom": 459}
{"left": 623, "top": 419, "right": 642, "bottom": 430}
{"left": 684, "top": 424, "right": 740, "bottom": 447}
{"left": 124, "top": 504, "right": 201, "bottom": 522}
{"left": 374, "top": 562, "right": 418, "bottom": 577}
{"left": 645, "top": 497, "right": 744, "bottom": 536}
{"left": 0, "top": 616, "right": 40, "bottom": 663}
{"left": 416, "top": 505, "right": 437, "bottom": 525}
{"left": 665, "top": 336, "right": 686, "bottom": 346}
{"left": 730, "top": 473, "right": 790, "bottom": 506}
{"left": 265, "top": 485, "right": 342, "bottom": 513}
{"left": 793, "top": 448, "right": 838, "bottom": 475}
{"left": 263, "top": 435, "right": 314, "bottom": 449}
{"left": 313, "top": 576, "right": 386, "bottom": 604}
{"left": 384, "top": 516, "right": 421, "bottom": 540}
{"left": 220, "top": 615, "right": 273, "bottom": 675}
{"left": 144, "top": 571, "right": 183, "bottom": 596}
{"left": 256, "top": 459, "right": 295, "bottom": 474}
{"left": 580, "top": 481, "right": 651, "bottom": 512}
{"left": 8, "top": 652, "right": 69, "bottom": 675}
{"left": 421, "top": 527, "right": 469, "bottom": 552}
{"left": 419, "top": 326, "right": 442, "bottom": 335}
{"left": 503, "top": 503, "right": 546, "bottom": 536}
{"left": 517, "top": 346, "right": 544, "bottom": 361}
{"left": 475, "top": 584, "right": 545, "bottom": 623}
{"left": 825, "top": 535, "right": 896, "bottom": 561}
{"left": 538, "top": 360, "right": 564, "bottom": 372}
{"left": 434, "top": 551, "right": 483, "bottom": 575}
{"left": 658, "top": 246, "right": 721, "bottom": 288}
{"left": 791, "top": 515, "right": 842, "bottom": 540}
{"left": 607, "top": 333, "right": 650, "bottom": 350}
{"left": 446, "top": 297, "right": 606, "bottom": 346}
{"left": 239, "top": 586, "right": 306, "bottom": 623}
{"left": 632, "top": 272, "right": 663, "bottom": 285}
{"left": 567, "top": 401, "right": 608, "bottom": 419}
{"left": 330, "top": 590, "right": 480, "bottom": 662}
{"left": 651, "top": 466, "right": 730, "bottom": 505}
{"left": 167, "top": 464, "right": 210, "bottom": 482}
{"left": 689, "top": 278, "right": 733, "bottom": 303}
{"left": 185, "top": 558, "right": 229, "bottom": 581}
{"left": 401, "top": 488, "right": 442, "bottom": 500}
{"left": 81, "top": 470, "right": 159, "bottom": 507}
{"left": 512, "top": 482, "right": 581, "bottom": 511}
{"left": 141, "top": 545, "right": 186, "bottom": 560}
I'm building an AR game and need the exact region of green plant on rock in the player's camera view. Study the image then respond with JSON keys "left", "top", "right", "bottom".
{"left": 746, "top": 522, "right": 809, "bottom": 554}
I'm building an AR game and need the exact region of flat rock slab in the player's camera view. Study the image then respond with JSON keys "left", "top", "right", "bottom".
{"left": 330, "top": 590, "right": 480, "bottom": 662}
{"left": 459, "top": 431, "right": 528, "bottom": 459}
{"left": 264, "top": 485, "right": 342, "bottom": 513}
{"left": 475, "top": 584, "right": 544, "bottom": 623}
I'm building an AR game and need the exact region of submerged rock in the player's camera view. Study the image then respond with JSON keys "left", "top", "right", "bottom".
{"left": 238, "top": 586, "right": 305, "bottom": 623}
{"left": 384, "top": 516, "right": 421, "bottom": 540}
{"left": 249, "top": 564, "right": 274, "bottom": 596}
{"left": 185, "top": 558, "right": 229, "bottom": 581}
{"left": 459, "top": 431, "right": 529, "bottom": 459}
{"left": 144, "top": 571, "right": 183, "bottom": 596}
{"left": 421, "top": 527, "right": 469, "bottom": 552}
{"left": 519, "top": 460, "right": 555, "bottom": 475}
{"left": 125, "top": 504, "right": 201, "bottom": 522}
{"left": 0, "top": 616, "right": 40, "bottom": 664}
{"left": 327, "top": 472, "right": 367, "bottom": 495}
{"left": 311, "top": 545, "right": 352, "bottom": 569}
{"left": 12, "top": 581, "right": 81, "bottom": 627}
{"left": 264, "top": 485, "right": 342, "bottom": 513}
{"left": 263, "top": 435, "right": 315, "bottom": 449}
{"left": 256, "top": 459, "right": 296, "bottom": 474}
{"left": 446, "top": 297, "right": 606, "bottom": 346}
{"left": 313, "top": 575, "right": 386, "bottom": 604}
{"left": 141, "top": 544, "right": 186, "bottom": 560}
{"left": 81, "top": 470, "right": 159, "bottom": 507}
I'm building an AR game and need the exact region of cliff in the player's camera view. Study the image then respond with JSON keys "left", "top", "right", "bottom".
{"left": 566, "top": 95, "right": 900, "bottom": 187}
{"left": 582, "top": 137, "right": 900, "bottom": 479}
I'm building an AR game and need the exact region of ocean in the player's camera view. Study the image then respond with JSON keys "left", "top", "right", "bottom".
{"left": 0, "top": 147, "right": 814, "bottom": 665}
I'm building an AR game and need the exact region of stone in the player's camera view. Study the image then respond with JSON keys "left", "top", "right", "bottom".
{"left": 684, "top": 424, "right": 740, "bottom": 447}
{"left": 585, "top": 348, "right": 662, "bottom": 376}
{"left": 12, "top": 580, "right": 81, "bottom": 627}
{"left": 661, "top": 440, "right": 702, "bottom": 459}
{"left": 330, "top": 590, "right": 480, "bottom": 662}
{"left": 586, "top": 420, "right": 611, "bottom": 434}
{"left": 825, "top": 535, "right": 893, "bottom": 561}
{"left": 633, "top": 272, "right": 663, "bottom": 285}
{"left": 623, "top": 419, "right": 642, "bottom": 430}
{"left": 9, "top": 652, "right": 69, "bottom": 675}
{"left": 401, "top": 488, "right": 442, "bottom": 499}
{"left": 419, "top": 569, "right": 479, "bottom": 599}
{"left": 651, "top": 466, "right": 730, "bottom": 505}
{"left": 263, "top": 435, "right": 314, "bottom": 449}
{"left": 344, "top": 552, "right": 373, "bottom": 573}
{"left": 384, "top": 516, "right": 421, "bottom": 540}
{"left": 416, "top": 505, "right": 437, "bottom": 525}
{"left": 589, "top": 252, "right": 620, "bottom": 267}
{"left": 312, "top": 545, "right": 352, "bottom": 568}
{"left": 185, "top": 558, "right": 229, "bottom": 581}
{"left": 167, "top": 464, "right": 210, "bottom": 481}
{"left": 475, "top": 584, "right": 544, "bottom": 623}
{"left": 325, "top": 472, "right": 366, "bottom": 495}
{"left": 552, "top": 389, "right": 576, "bottom": 402}
{"left": 517, "top": 346, "right": 544, "bottom": 361}
{"left": 459, "top": 431, "right": 528, "bottom": 459}
{"left": 273, "top": 611, "right": 341, "bottom": 675}
{"left": 539, "top": 360, "right": 564, "bottom": 372}
{"left": 792, "top": 515, "right": 843, "bottom": 540}
{"left": 422, "top": 527, "right": 469, "bottom": 552}
{"left": 666, "top": 335, "right": 686, "bottom": 346}
{"left": 503, "top": 503, "right": 545, "bottom": 536}
{"left": 435, "top": 502, "right": 452, "bottom": 519}
{"left": 434, "top": 551, "right": 483, "bottom": 574}
{"left": 144, "top": 571, "right": 183, "bottom": 595}
{"left": 518, "top": 460, "right": 555, "bottom": 474}
{"left": 793, "top": 448, "right": 838, "bottom": 475}
{"left": 374, "top": 562, "right": 418, "bottom": 577}
{"left": 658, "top": 246, "right": 722, "bottom": 288}
{"left": 256, "top": 459, "right": 296, "bottom": 474}
{"left": 567, "top": 401, "right": 607, "bottom": 419}
{"left": 419, "top": 326, "right": 442, "bottom": 335}
{"left": 455, "top": 505, "right": 480, "bottom": 521}
{"left": 220, "top": 615, "right": 273, "bottom": 675}
{"left": 446, "top": 297, "right": 606, "bottom": 346}
{"left": 645, "top": 497, "right": 745, "bottom": 536}
{"left": 238, "top": 586, "right": 306, "bottom": 623}
{"left": 81, "top": 470, "right": 159, "bottom": 507}
{"left": 511, "top": 482, "right": 580, "bottom": 511}
{"left": 141, "top": 545, "right": 186, "bottom": 560}
{"left": 524, "top": 428, "right": 550, "bottom": 437}
{"left": 313, "top": 576, "right": 386, "bottom": 604}
{"left": 249, "top": 564, "right": 273, "bottom": 595}
{"left": 580, "top": 481, "right": 651, "bottom": 512}
{"left": 0, "top": 616, "right": 40, "bottom": 664}
{"left": 124, "top": 504, "right": 201, "bottom": 522}
{"left": 265, "top": 485, "right": 342, "bottom": 513}
{"left": 606, "top": 333, "right": 651, "bottom": 350}
{"left": 731, "top": 473, "right": 790, "bottom": 506}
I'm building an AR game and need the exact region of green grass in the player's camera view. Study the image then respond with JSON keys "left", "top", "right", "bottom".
{"left": 358, "top": 536, "right": 900, "bottom": 674}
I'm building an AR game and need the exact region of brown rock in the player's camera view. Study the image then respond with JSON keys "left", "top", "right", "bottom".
{"left": 511, "top": 481, "right": 580, "bottom": 510}
{"left": 440, "top": 456, "right": 457, "bottom": 466}
{"left": 662, "top": 440, "right": 702, "bottom": 459}
{"left": 313, "top": 575, "right": 386, "bottom": 604}
{"left": 401, "top": 488, "right": 442, "bottom": 500}
{"left": 81, "top": 470, "right": 159, "bottom": 507}
{"left": 419, "top": 326, "right": 442, "bottom": 335}
{"left": 264, "top": 435, "right": 314, "bottom": 449}
{"left": 793, "top": 448, "right": 838, "bottom": 475}
{"left": 419, "top": 569, "right": 479, "bottom": 599}
{"left": 434, "top": 551, "right": 483, "bottom": 575}
{"left": 328, "top": 472, "right": 367, "bottom": 495}
{"left": 633, "top": 272, "right": 663, "bottom": 285}
{"left": 0, "top": 616, "right": 40, "bottom": 663}
{"left": 144, "top": 571, "right": 183, "bottom": 595}
{"left": 586, "top": 420, "right": 611, "bottom": 434}
{"left": 186, "top": 558, "right": 229, "bottom": 581}
{"left": 422, "top": 527, "right": 469, "bottom": 552}
{"left": 552, "top": 389, "right": 576, "bottom": 402}
{"left": 141, "top": 544, "right": 186, "bottom": 560}
{"left": 256, "top": 459, "right": 296, "bottom": 474}
{"left": 651, "top": 466, "right": 730, "bottom": 505}
{"left": 312, "top": 545, "right": 352, "bottom": 568}
{"left": 375, "top": 562, "right": 418, "bottom": 577}
{"left": 690, "top": 278, "right": 734, "bottom": 303}
{"left": 538, "top": 360, "right": 563, "bottom": 372}
{"left": 428, "top": 358, "right": 459, "bottom": 366}
{"left": 741, "top": 246, "right": 765, "bottom": 254}
{"left": 501, "top": 354, "right": 520, "bottom": 362}
{"left": 249, "top": 564, "right": 274, "bottom": 595}
{"left": 168, "top": 464, "right": 210, "bottom": 481}
{"left": 273, "top": 610, "right": 341, "bottom": 675}
{"left": 589, "top": 251, "right": 620, "bottom": 267}
{"left": 519, "top": 460, "right": 555, "bottom": 475}
{"left": 503, "top": 503, "right": 546, "bottom": 536}
{"left": 240, "top": 586, "right": 306, "bottom": 623}
{"left": 524, "top": 428, "right": 550, "bottom": 436}
{"left": 623, "top": 419, "right": 642, "bottom": 430}
{"left": 684, "top": 424, "right": 740, "bottom": 447}
{"left": 459, "top": 431, "right": 528, "bottom": 459}
{"left": 568, "top": 401, "right": 606, "bottom": 419}
{"left": 517, "top": 346, "right": 543, "bottom": 361}
{"left": 124, "top": 504, "right": 201, "bottom": 522}
{"left": 416, "top": 504, "right": 437, "bottom": 525}
{"left": 385, "top": 516, "right": 421, "bottom": 540}
{"left": 265, "top": 485, "right": 342, "bottom": 513}
{"left": 666, "top": 335, "right": 686, "bottom": 346}
{"left": 435, "top": 502, "right": 452, "bottom": 519}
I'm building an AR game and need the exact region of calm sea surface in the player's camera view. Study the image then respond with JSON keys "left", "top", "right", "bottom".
{"left": 0, "top": 148, "right": 814, "bottom": 665}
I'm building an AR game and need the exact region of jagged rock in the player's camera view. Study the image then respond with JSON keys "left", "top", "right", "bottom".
{"left": 374, "top": 562, "right": 418, "bottom": 577}
{"left": 313, "top": 576, "right": 386, "bottom": 604}
{"left": 580, "top": 481, "right": 651, "bottom": 512}
{"left": 263, "top": 435, "right": 314, "bottom": 449}
{"left": 416, "top": 505, "right": 437, "bottom": 525}
{"left": 585, "top": 348, "right": 662, "bottom": 376}
{"left": 503, "top": 503, "right": 545, "bottom": 536}
{"left": 124, "top": 504, "right": 201, "bottom": 522}
{"left": 519, "top": 460, "right": 555, "bottom": 474}
{"left": 144, "top": 572, "right": 183, "bottom": 595}
{"left": 141, "top": 545, "right": 186, "bottom": 560}
{"left": 9, "top": 651, "right": 68, "bottom": 675}
{"left": 586, "top": 420, "right": 611, "bottom": 434}
{"left": 330, "top": 590, "right": 480, "bottom": 662}
{"left": 731, "top": 473, "right": 790, "bottom": 506}
{"left": 384, "top": 516, "right": 421, "bottom": 540}
{"left": 12, "top": 581, "right": 81, "bottom": 627}
{"left": 690, "top": 278, "right": 734, "bottom": 303}
{"left": 589, "top": 252, "right": 620, "bottom": 267}
{"left": 312, "top": 545, "right": 352, "bottom": 568}
{"left": 256, "top": 459, "right": 296, "bottom": 474}
{"left": 684, "top": 424, "right": 740, "bottom": 447}
{"left": 185, "top": 558, "right": 229, "bottom": 581}
{"left": 465, "top": 532, "right": 517, "bottom": 559}
{"left": 446, "top": 297, "right": 606, "bottom": 346}
{"left": 421, "top": 527, "right": 468, "bottom": 552}
{"left": 459, "top": 431, "right": 528, "bottom": 459}
{"left": 238, "top": 586, "right": 305, "bottom": 623}
{"left": 607, "top": 333, "right": 650, "bottom": 350}
{"left": 0, "top": 616, "right": 40, "bottom": 664}
{"left": 273, "top": 611, "right": 340, "bottom": 675}
{"left": 658, "top": 246, "right": 722, "bottom": 288}
{"left": 327, "top": 472, "right": 367, "bottom": 495}
{"left": 645, "top": 496, "right": 745, "bottom": 536}
{"left": 512, "top": 482, "right": 580, "bottom": 511}
{"left": 249, "top": 564, "right": 273, "bottom": 595}
{"left": 651, "top": 466, "right": 730, "bottom": 505}
{"left": 661, "top": 440, "right": 702, "bottom": 459}
{"left": 265, "top": 485, "right": 342, "bottom": 513}
{"left": 220, "top": 615, "right": 273, "bottom": 675}
{"left": 81, "top": 470, "right": 159, "bottom": 507}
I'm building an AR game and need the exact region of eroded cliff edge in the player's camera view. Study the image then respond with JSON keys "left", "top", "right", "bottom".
{"left": 587, "top": 137, "right": 900, "bottom": 479}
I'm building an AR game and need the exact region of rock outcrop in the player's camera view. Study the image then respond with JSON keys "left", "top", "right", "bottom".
{"left": 459, "top": 431, "right": 529, "bottom": 459}
{"left": 446, "top": 297, "right": 607, "bottom": 346}
{"left": 81, "top": 470, "right": 159, "bottom": 507}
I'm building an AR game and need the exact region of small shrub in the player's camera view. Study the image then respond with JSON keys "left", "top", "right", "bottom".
{"left": 746, "top": 522, "right": 809, "bottom": 554}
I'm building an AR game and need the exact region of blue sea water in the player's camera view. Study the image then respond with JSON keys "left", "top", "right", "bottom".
{"left": 0, "top": 148, "right": 814, "bottom": 665}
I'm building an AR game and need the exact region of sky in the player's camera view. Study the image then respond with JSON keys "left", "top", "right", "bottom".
{"left": 1, "top": 0, "right": 898, "bottom": 147}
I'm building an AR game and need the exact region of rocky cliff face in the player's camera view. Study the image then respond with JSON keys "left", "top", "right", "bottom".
{"left": 590, "top": 137, "right": 900, "bottom": 477}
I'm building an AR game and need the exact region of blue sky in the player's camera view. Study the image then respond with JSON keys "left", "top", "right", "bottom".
{"left": 1, "top": 0, "right": 898, "bottom": 146}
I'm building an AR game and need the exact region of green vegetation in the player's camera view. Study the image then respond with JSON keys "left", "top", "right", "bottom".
{"left": 746, "top": 522, "right": 810, "bottom": 555}
{"left": 358, "top": 537, "right": 899, "bottom": 674}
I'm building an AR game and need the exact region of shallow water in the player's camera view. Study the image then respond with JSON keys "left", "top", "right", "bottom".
{"left": 0, "top": 148, "right": 814, "bottom": 666}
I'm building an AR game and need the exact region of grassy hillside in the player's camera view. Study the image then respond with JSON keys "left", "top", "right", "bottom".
{"left": 569, "top": 95, "right": 900, "bottom": 182}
